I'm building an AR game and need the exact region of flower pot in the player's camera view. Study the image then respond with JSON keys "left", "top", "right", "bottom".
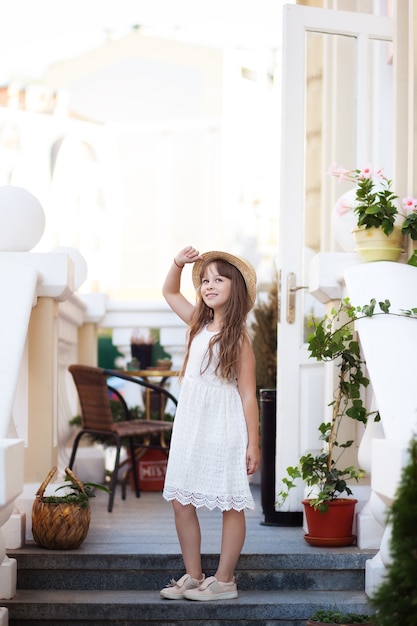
{"left": 352, "top": 225, "right": 404, "bottom": 262}
{"left": 302, "top": 498, "right": 357, "bottom": 547}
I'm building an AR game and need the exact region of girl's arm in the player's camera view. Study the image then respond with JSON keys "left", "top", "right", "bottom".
{"left": 237, "top": 335, "right": 261, "bottom": 475}
{"left": 162, "top": 246, "right": 202, "bottom": 324}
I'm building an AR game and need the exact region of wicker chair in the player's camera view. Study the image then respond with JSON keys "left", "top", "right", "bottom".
{"left": 68, "top": 364, "right": 176, "bottom": 512}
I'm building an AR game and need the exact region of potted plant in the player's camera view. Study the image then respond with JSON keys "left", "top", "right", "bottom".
{"left": 306, "top": 609, "right": 374, "bottom": 625}
{"left": 277, "top": 298, "right": 374, "bottom": 545}
{"left": 328, "top": 164, "right": 417, "bottom": 262}
{"left": 32, "top": 466, "right": 110, "bottom": 550}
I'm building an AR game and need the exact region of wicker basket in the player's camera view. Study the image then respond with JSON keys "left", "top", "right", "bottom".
{"left": 32, "top": 466, "right": 91, "bottom": 550}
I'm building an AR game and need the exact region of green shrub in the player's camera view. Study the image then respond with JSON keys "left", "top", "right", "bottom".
{"left": 309, "top": 609, "right": 373, "bottom": 623}
{"left": 370, "top": 437, "right": 417, "bottom": 625}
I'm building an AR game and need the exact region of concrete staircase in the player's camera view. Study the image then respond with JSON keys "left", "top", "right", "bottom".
{"left": 3, "top": 549, "right": 373, "bottom": 625}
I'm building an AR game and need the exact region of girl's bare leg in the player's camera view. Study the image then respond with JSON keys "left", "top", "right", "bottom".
{"left": 172, "top": 500, "right": 203, "bottom": 579}
{"left": 215, "top": 509, "right": 246, "bottom": 582}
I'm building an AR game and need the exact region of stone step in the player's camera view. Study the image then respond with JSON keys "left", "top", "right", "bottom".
{"left": 9, "top": 551, "right": 372, "bottom": 592}
{"left": 3, "top": 589, "right": 371, "bottom": 625}
{"left": 4, "top": 486, "right": 376, "bottom": 624}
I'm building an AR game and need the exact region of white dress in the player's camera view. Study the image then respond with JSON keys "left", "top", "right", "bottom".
{"left": 163, "top": 326, "right": 255, "bottom": 511}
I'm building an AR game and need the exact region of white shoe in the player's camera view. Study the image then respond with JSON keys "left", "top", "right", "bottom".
{"left": 183, "top": 576, "right": 238, "bottom": 601}
{"left": 160, "top": 573, "right": 205, "bottom": 600}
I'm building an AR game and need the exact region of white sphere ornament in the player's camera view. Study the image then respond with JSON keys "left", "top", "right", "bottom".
{"left": 0, "top": 185, "right": 45, "bottom": 251}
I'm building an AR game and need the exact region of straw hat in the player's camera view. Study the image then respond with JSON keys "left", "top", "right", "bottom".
{"left": 192, "top": 251, "right": 257, "bottom": 311}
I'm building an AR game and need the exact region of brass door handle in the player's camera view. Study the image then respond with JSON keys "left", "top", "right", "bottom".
{"left": 286, "top": 272, "right": 308, "bottom": 324}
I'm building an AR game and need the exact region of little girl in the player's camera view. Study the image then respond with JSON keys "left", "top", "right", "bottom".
{"left": 160, "top": 245, "right": 260, "bottom": 602}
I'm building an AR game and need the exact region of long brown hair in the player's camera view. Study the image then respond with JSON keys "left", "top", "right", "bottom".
{"left": 181, "top": 259, "right": 250, "bottom": 381}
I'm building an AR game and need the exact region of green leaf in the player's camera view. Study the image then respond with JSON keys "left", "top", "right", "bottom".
{"left": 362, "top": 299, "right": 376, "bottom": 316}
{"left": 379, "top": 299, "right": 391, "bottom": 314}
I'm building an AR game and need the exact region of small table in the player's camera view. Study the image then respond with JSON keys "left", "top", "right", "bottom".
{"left": 126, "top": 369, "right": 179, "bottom": 383}
{"left": 124, "top": 369, "right": 179, "bottom": 419}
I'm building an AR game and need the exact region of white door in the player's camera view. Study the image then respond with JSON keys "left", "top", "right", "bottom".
{"left": 276, "top": 4, "right": 393, "bottom": 511}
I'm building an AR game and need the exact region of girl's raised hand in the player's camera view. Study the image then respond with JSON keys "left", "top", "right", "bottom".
{"left": 165, "top": 246, "right": 202, "bottom": 323}
{"left": 175, "top": 246, "right": 202, "bottom": 267}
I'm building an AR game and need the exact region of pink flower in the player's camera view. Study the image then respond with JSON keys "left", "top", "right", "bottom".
{"left": 374, "top": 167, "right": 388, "bottom": 181}
{"left": 358, "top": 164, "right": 373, "bottom": 179}
{"left": 327, "top": 164, "right": 356, "bottom": 183}
{"left": 335, "top": 197, "right": 353, "bottom": 216}
{"left": 402, "top": 196, "right": 417, "bottom": 212}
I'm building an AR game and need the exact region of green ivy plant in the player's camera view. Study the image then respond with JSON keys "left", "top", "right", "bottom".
{"left": 278, "top": 298, "right": 384, "bottom": 512}
{"left": 278, "top": 297, "right": 417, "bottom": 512}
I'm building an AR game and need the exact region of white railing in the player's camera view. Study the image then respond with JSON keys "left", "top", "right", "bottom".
{"left": 0, "top": 247, "right": 78, "bottom": 619}
{"left": 0, "top": 263, "right": 188, "bottom": 619}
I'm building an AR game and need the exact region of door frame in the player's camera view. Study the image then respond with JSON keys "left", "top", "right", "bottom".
{"left": 276, "top": 4, "right": 393, "bottom": 513}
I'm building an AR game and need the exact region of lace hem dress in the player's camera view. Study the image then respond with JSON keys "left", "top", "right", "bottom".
{"left": 163, "top": 326, "right": 255, "bottom": 511}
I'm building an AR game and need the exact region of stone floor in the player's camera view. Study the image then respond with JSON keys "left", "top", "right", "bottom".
{"left": 68, "top": 482, "right": 373, "bottom": 561}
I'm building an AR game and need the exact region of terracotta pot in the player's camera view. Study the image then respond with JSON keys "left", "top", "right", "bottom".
{"left": 302, "top": 498, "right": 357, "bottom": 547}
{"left": 352, "top": 225, "right": 403, "bottom": 262}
